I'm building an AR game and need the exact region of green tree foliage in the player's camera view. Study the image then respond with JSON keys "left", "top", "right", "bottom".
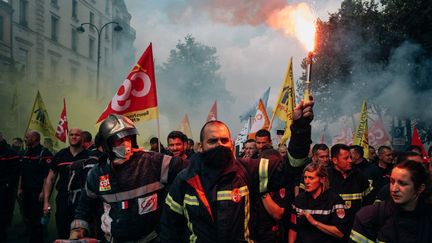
{"left": 308, "top": 0, "right": 432, "bottom": 124}
{"left": 156, "top": 35, "right": 234, "bottom": 124}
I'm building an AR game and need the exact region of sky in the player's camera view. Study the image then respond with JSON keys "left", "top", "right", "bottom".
{"left": 125, "top": 0, "right": 344, "bottom": 141}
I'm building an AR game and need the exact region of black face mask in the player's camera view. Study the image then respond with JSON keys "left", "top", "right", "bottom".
{"left": 201, "top": 145, "right": 234, "bottom": 171}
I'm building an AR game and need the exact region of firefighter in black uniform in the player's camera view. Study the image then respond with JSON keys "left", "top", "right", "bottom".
{"left": 0, "top": 137, "right": 20, "bottom": 241}
{"left": 69, "top": 114, "right": 187, "bottom": 242}
{"left": 350, "top": 160, "right": 432, "bottom": 242}
{"left": 160, "top": 98, "right": 313, "bottom": 242}
{"left": 328, "top": 144, "right": 372, "bottom": 240}
{"left": 43, "top": 128, "right": 91, "bottom": 239}
{"left": 18, "top": 131, "right": 53, "bottom": 243}
{"left": 289, "top": 163, "right": 347, "bottom": 243}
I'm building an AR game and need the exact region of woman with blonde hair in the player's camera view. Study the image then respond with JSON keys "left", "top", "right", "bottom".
{"left": 289, "top": 162, "right": 347, "bottom": 243}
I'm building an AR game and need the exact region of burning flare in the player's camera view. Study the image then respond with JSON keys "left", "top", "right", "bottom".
{"left": 266, "top": 3, "right": 316, "bottom": 52}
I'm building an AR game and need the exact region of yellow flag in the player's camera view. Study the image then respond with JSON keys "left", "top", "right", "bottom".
{"left": 352, "top": 100, "right": 369, "bottom": 160}
{"left": 178, "top": 114, "right": 193, "bottom": 139}
{"left": 26, "top": 91, "right": 59, "bottom": 149}
{"left": 272, "top": 58, "right": 295, "bottom": 145}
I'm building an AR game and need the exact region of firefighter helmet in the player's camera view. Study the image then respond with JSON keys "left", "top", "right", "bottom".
{"left": 99, "top": 114, "right": 138, "bottom": 151}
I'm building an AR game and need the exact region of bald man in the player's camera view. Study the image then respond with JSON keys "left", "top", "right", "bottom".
{"left": 43, "top": 128, "right": 91, "bottom": 239}
{"left": 18, "top": 130, "right": 53, "bottom": 243}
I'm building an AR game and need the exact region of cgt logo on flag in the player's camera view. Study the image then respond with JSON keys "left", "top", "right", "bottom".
{"left": 97, "top": 43, "right": 158, "bottom": 124}
{"left": 55, "top": 98, "right": 68, "bottom": 143}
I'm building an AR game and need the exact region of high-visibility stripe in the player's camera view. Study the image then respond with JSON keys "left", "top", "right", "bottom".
{"left": 184, "top": 194, "right": 199, "bottom": 206}
{"left": 186, "top": 175, "right": 214, "bottom": 221}
{"left": 373, "top": 199, "right": 382, "bottom": 204}
{"left": 292, "top": 203, "right": 345, "bottom": 215}
{"left": 288, "top": 153, "right": 307, "bottom": 168}
{"left": 160, "top": 155, "right": 171, "bottom": 184}
{"left": 349, "top": 230, "right": 374, "bottom": 243}
{"left": 0, "top": 156, "right": 20, "bottom": 160}
{"left": 100, "top": 181, "right": 162, "bottom": 202}
{"left": 183, "top": 204, "right": 197, "bottom": 243}
{"left": 339, "top": 192, "right": 364, "bottom": 201}
{"left": 58, "top": 162, "right": 73, "bottom": 166}
{"left": 364, "top": 180, "right": 373, "bottom": 196}
{"left": 166, "top": 193, "right": 183, "bottom": 215}
{"left": 259, "top": 158, "right": 269, "bottom": 193}
{"left": 217, "top": 186, "right": 249, "bottom": 201}
{"left": 243, "top": 192, "right": 253, "bottom": 242}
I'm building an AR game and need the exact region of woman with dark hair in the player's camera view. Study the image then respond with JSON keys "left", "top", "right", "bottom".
{"left": 350, "top": 160, "right": 432, "bottom": 242}
{"left": 288, "top": 163, "right": 347, "bottom": 243}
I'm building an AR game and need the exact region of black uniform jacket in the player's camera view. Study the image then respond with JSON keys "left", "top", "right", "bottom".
{"left": 350, "top": 200, "right": 432, "bottom": 243}
{"left": 73, "top": 150, "right": 186, "bottom": 241}
{"left": 160, "top": 152, "right": 287, "bottom": 243}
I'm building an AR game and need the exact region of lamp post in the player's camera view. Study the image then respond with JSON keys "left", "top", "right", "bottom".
{"left": 77, "top": 21, "right": 122, "bottom": 97}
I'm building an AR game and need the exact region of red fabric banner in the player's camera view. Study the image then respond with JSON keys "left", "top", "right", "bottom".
{"left": 97, "top": 43, "right": 158, "bottom": 123}
{"left": 55, "top": 98, "right": 68, "bottom": 143}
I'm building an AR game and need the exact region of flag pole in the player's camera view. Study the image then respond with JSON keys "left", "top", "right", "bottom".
{"left": 269, "top": 110, "right": 276, "bottom": 130}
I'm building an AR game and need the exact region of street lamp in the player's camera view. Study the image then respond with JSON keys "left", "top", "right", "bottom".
{"left": 77, "top": 21, "right": 123, "bottom": 97}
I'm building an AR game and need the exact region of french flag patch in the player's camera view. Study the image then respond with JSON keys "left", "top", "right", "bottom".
{"left": 121, "top": 201, "right": 128, "bottom": 209}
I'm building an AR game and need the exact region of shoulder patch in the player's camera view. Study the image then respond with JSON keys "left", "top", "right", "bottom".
{"left": 279, "top": 188, "right": 286, "bottom": 198}
{"left": 336, "top": 208, "right": 345, "bottom": 219}
{"left": 232, "top": 188, "right": 242, "bottom": 203}
{"left": 99, "top": 174, "right": 111, "bottom": 191}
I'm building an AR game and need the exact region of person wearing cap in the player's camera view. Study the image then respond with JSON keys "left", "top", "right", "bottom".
{"left": 69, "top": 114, "right": 187, "bottom": 242}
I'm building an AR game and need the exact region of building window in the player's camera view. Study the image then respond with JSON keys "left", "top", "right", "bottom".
{"left": 51, "top": 0, "right": 59, "bottom": 9}
{"left": 105, "top": 27, "right": 109, "bottom": 40}
{"left": 0, "top": 16, "right": 3, "bottom": 41}
{"left": 89, "top": 37, "right": 95, "bottom": 59}
{"left": 105, "top": 0, "right": 110, "bottom": 14}
{"left": 71, "top": 66, "right": 78, "bottom": 84}
{"left": 72, "top": 0, "right": 78, "bottom": 18}
{"left": 17, "top": 48, "right": 29, "bottom": 78}
{"left": 71, "top": 28, "right": 78, "bottom": 52}
{"left": 51, "top": 16, "right": 59, "bottom": 42}
{"left": 89, "top": 12, "right": 95, "bottom": 32}
{"left": 50, "top": 57, "right": 59, "bottom": 81}
{"left": 19, "top": 0, "right": 28, "bottom": 27}
{"left": 104, "top": 47, "right": 109, "bottom": 66}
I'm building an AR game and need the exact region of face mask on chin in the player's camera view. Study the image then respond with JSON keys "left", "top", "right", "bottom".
{"left": 201, "top": 145, "right": 234, "bottom": 171}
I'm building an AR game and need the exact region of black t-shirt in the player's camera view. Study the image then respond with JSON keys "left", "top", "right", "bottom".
{"left": 50, "top": 148, "right": 89, "bottom": 192}
{"left": 21, "top": 144, "right": 53, "bottom": 190}
{"left": 291, "top": 189, "right": 348, "bottom": 243}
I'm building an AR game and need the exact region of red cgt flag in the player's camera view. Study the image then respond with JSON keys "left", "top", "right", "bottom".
{"left": 206, "top": 101, "right": 217, "bottom": 122}
{"left": 411, "top": 127, "right": 428, "bottom": 162}
{"left": 97, "top": 43, "right": 158, "bottom": 123}
{"left": 55, "top": 98, "right": 68, "bottom": 143}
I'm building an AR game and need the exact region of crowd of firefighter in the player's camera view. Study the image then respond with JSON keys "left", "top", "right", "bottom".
{"left": 1, "top": 99, "right": 432, "bottom": 243}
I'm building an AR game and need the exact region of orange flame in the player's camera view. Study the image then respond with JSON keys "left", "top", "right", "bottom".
{"left": 266, "top": 3, "right": 316, "bottom": 52}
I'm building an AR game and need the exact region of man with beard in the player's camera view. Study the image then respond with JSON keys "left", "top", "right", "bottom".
{"left": 167, "top": 131, "right": 188, "bottom": 160}
{"left": 160, "top": 99, "right": 313, "bottom": 242}
{"left": 18, "top": 131, "right": 53, "bottom": 243}
{"left": 43, "top": 128, "right": 90, "bottom": 239}
{"left": 69, "top": 115, "right": 187, "bottom": 242}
